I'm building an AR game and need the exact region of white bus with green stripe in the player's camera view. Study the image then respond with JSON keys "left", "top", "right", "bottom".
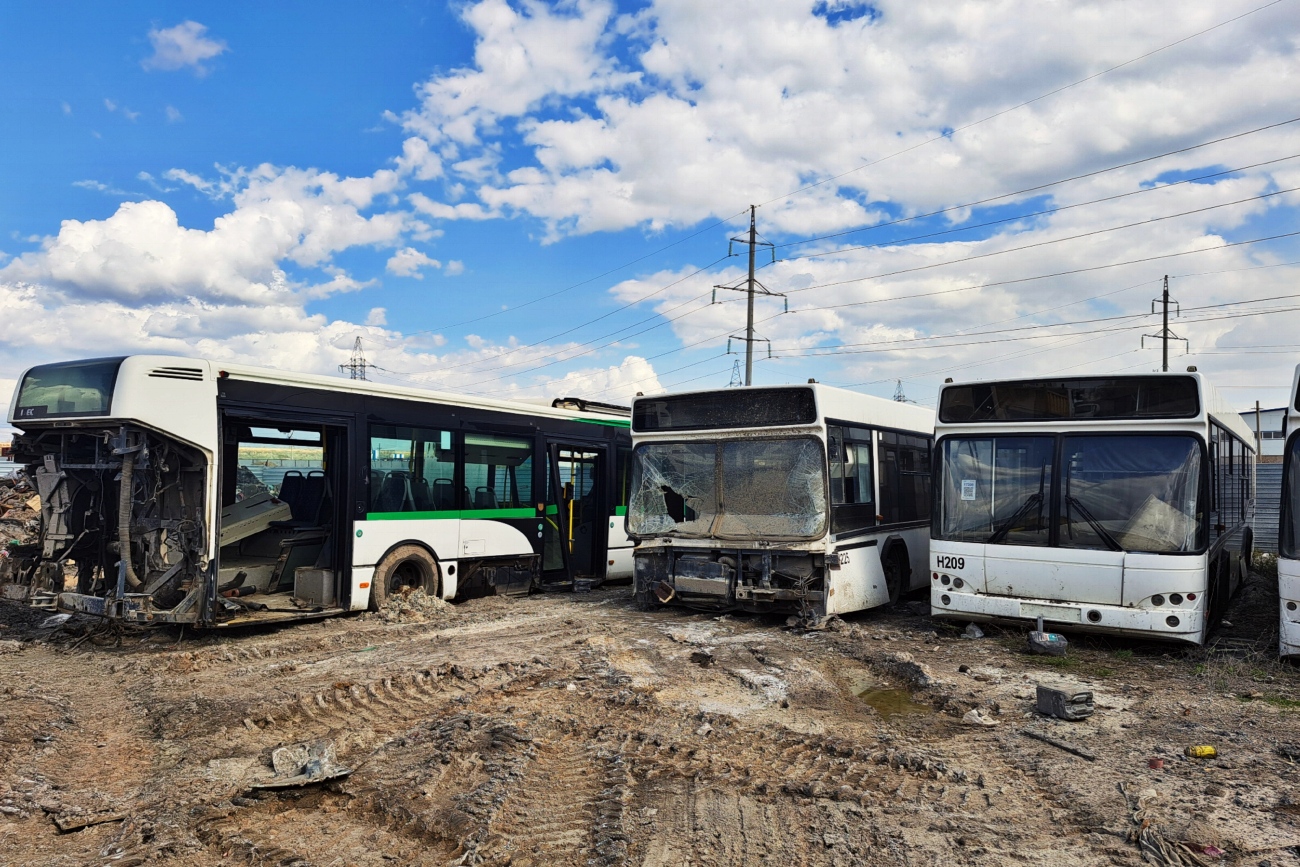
{"left": 2, "top": 355, "right": 632, "bottom": 627}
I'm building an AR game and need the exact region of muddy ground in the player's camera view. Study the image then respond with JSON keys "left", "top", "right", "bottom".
{"left": 1, "top": 571, "right": 1298, "bottom": 867}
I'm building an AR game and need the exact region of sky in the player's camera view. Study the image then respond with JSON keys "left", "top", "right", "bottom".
{"left": 1, "top": 0, "right": 1299, "bottom": 431}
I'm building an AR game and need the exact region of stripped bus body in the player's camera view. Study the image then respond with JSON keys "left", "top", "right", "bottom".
{"left": 931, "top": 373, "right": 1254, "bottom": 645}
{"left": 1, "top": 355, "right": 631, "bottom": 627}
{"left": 626, "top": 384, "right": 934, "bottom": 625}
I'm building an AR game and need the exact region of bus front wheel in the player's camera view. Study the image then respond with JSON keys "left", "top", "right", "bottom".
{"left": 370, "top": 545, "right": 441, "bottom": 612}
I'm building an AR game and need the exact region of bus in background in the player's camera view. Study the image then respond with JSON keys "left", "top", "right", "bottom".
{"left": 626, "top": 384, "right": 935, "bottom": 626}
{"left": 0, "top": 355, "right": 631, "bottom": 627}
{"left": 931, "top": 372, "right": 1254, "bottom": 645}
{"left": 1278, "top": 364, "right": 1300, "bottom": 657}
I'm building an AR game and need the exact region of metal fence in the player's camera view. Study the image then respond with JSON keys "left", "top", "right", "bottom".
{"left": 1255, "top": 462, "right": 1282, "bottom": 554}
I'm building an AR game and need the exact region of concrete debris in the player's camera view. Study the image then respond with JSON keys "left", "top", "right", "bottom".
{"left": 1035, "top": 685, "right": 1094, "bottom": 721}
{"left": 250, "top": 740, "right": 353, "bottom": 790}
{"left": 961, "top": 709, "right": 999, "bottom": 727}
{"left": 365, "top": 587, "right": 452, "bottom": 624}
{"left": 1027, "top": 629, "right": 1069, "bottom": 656}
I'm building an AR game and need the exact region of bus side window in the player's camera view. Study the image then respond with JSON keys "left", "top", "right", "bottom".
{"left": 829, "top": 425, "right": 875, "bottom": 533}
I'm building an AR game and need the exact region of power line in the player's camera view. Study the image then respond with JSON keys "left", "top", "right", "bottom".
{"left": 774, "top": 118, "right": 1300, "bottom": 252}
{"left": 779, "top": 153, "right": 1300, "bottom": 264}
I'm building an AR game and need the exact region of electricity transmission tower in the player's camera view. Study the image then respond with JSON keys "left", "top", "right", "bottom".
{"left": 1141, "top": 275, "right": 1187, "bottom": 371}
{"left": 713, "top": 206, "right": 784, "bottom": 386}
{"left": 339, "top": 336, "right": 377, "bottom": 380}
{"left": 728, "top": 358, "right": 743, "bottom": 387}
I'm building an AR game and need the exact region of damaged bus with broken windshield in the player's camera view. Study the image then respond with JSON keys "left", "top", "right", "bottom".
{"left": 1, "top": 355, "right": 633, "bottom": 627}
{"left": 626, "top": 384, "right": 935, "bottom": 624}
{"left": 931, "top": 373, "right": 1254, "bottom": 645}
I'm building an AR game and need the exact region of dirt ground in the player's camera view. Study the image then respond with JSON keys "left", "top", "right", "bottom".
{"left": 1, "top": 571, "right": 1298, "bottom": 867}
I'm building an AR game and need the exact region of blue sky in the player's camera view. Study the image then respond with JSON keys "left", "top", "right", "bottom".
{"left": 2, "top": 0, "right": 1299, "bottom": 426}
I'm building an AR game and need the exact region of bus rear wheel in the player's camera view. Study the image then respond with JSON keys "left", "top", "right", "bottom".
{"left": 884, "top": 549, "right": 908, "bottom": 607}
{"left": 370, "top": 545, "right": 440, "bottom": 612}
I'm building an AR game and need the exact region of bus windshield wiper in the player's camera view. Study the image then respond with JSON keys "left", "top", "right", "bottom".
{"left": 987, "top": 492, "right": 1043, "bottom": 544}
{"left": 1064, "top": 495, "right": 1123, "bottom": 552}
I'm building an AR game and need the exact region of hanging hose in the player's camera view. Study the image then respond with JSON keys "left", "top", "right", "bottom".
{"left": 117, "top": 451, "right": 141, "bottom": 589}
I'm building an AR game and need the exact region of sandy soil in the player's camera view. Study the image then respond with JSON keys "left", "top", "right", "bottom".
{"left": 1, "top": 572, "right": 1298, "bottom": 867}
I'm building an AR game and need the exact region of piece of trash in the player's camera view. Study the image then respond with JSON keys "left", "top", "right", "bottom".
{"left": 963, "top": 623, "right": 984, "bottom": 640}
{"left": 565, "top": 682, "right": 578, "bottom": 691}
{"left": 39, "top": 613, "right": 71, "bottom": 629}
{"left": 1185, "top": 745, "right": 1217, "bottom": 759}
{"left": 1194, "top": 844, "right": 1224, "bottom": 858}
{"left": 1027, "top": 616, "right": 1068, "bottom": 656}
{"left": 1035, "top": 685, "right": 1094, "bottom": 720}
{"left": 696, "top": 722, "right": 713, "bottom": 736}
{"left": 1148, "top": 757, "right": 1164, "bottom": 770}
{"left": 961, "top": 709, "right": 999, "bottom": 727}
{"left": 249, "top": 740, "right": 352, "bottom": 790}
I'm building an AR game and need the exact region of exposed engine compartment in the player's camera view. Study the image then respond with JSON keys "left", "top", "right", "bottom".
{"left": 1, "top": 425, "right": 208, "bottom": 619}
{"left": 633, "top": 546, "right": 825, "bottom": 617}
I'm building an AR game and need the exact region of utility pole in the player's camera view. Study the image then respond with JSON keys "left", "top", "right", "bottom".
{"left": 339, "top": 336, "right": 376, "bottom": 380}
{"left": 1141, "top": 275, "right": 1187, "bottom": 371}
{"left": 713, "top": 205, "right": 782, "bottom": 386}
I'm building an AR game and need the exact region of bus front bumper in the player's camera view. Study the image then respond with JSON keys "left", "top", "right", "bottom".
{"left": 931, "top": 587, "right": 1207, "bottom": 644}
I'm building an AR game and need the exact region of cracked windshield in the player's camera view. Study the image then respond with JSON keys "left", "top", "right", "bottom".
{"left": 628, "top": 438, "right": 827, "bottom": 539}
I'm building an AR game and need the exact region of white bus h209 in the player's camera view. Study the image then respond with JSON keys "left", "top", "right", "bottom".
{"left": 626, "top": 384, "right": 935, "bottom": 624}
{"left": 931, "top": 374, "right": 1254, "bottom": 645}
{"left": 1, "top": 355, "right": 633, "bottom": 626}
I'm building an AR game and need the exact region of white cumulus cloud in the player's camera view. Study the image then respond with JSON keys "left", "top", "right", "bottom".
{"left": 142, "top": 21, "right": 228, "bottom": 75}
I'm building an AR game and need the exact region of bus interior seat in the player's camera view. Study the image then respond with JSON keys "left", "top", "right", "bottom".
{"left": 270, "top": 471, "right": 331, "bottom": 528}
{"left": 474, "top": 487, "right": 498, "bottom": 509}
{"left": 376, "top": 471, "right": 415, "bottom": 512}
{"left": 432, "top": 478, "right": 455, "bottom": 511}
{"left": 369, "top": 470, "right": 383, "bottom": 501}
{"left": 410, "top": 476, "right": 433, "bottom": 511}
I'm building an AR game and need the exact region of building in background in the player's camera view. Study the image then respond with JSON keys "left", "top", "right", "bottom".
{"left": 1240, "top": 407, "right": 1286, "bottom": 461}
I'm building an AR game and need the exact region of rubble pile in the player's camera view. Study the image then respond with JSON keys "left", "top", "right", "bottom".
{"left": 0, "top": 473, "right": 38, "bottom": 547}
{"left": 367, "top": 587, "right": 452, "bottom": 623}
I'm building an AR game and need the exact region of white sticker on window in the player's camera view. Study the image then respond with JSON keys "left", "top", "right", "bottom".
{"left": 961, "top": 479, "right": 976, "bottom": 500}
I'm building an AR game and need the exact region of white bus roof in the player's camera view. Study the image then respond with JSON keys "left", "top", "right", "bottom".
{"left": 631, "top": 382, "right": 934, "bottom": 435}
{"left": 936, "top": 371, "right": 1256, "bottom": 445}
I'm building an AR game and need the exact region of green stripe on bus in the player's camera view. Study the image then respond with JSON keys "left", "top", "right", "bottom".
{"left": 574, "top": 415, "right": 629, "bottom": 426}
{"left": 614, "top": 506, "right": 627, "bottom": 516}
{"left": 366, "top": 507, "right": 538, "bottom": 521}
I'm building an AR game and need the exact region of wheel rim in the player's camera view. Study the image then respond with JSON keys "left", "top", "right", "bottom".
{"left": 390, "top": 559, "right": 427, "bottom": 593}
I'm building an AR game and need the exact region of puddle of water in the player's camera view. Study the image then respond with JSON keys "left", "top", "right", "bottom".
{"left": 849, "top": 679, "right": 933, "bottom": 718}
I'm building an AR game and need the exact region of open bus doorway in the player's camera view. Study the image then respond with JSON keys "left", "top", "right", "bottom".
{"left": 542, "top": 443, "right": 606, "bottom": 589}
{"left": 216, "top": 413, "right": 350, "bottom": 623}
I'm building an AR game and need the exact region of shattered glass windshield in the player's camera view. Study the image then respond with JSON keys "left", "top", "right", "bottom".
{"left": 627, "top": 437, "right": 827, "bottom": 540}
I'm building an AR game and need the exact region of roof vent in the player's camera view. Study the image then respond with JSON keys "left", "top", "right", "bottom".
{"left": 1186, "top": 365, "right": 1198, "bottom": 372}
{"left": 148, "top": 366, "right": 205, "bottom": 381}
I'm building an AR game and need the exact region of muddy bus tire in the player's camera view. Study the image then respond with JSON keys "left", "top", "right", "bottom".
{"left": 882, "top": 545, "right": 909, "bottom": 607}
{"left": 370, "top": 545, "right": 441, "bottom": 612}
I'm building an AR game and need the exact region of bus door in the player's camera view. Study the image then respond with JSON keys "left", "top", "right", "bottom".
{"left": 214, "top": 409, "right": 352, "bottom": 619}
{"left": 542, "top": 442, "right": 606, "bottom": 587}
